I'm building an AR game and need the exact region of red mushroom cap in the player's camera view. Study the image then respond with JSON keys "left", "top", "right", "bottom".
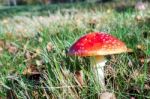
{"left": 68, "top": 32, "right": 127, "bottom": 56}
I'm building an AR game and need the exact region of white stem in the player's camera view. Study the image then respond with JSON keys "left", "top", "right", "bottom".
{"left": 90, "top": 56, "right": 107, "bottom": 90}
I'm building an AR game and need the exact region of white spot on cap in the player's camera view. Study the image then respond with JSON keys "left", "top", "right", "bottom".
{"left": 81, "top": 43, "right": 84, "bottom": 46}
{"left": 89, "top": 40, "right": 91, "bottom": 43}
{"left": 105, "top": 40, "right": 109, "bottom": 43}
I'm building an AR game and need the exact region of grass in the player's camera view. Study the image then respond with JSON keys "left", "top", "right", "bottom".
{"left": 0, "top": 1, "right": 150, "bottom": 98}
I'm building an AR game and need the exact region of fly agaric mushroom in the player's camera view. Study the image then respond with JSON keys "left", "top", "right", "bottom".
{"left": 68, "top": 32, "right": 127, "bottom": 89}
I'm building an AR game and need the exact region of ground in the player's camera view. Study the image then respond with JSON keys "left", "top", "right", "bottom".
{"left": 0, "top": 1, "right": 150, "bottom": 99}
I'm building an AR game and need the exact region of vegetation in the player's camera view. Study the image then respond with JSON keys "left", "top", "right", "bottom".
{"left": 0, "top": 1, "right": 150, "bottom": 98}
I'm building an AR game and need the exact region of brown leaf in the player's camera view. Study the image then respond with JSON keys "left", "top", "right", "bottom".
{"left": 35, "top": 48, "right": 41, "bottom": 55}
{"left": 5, "top": 42, "right": 10, "bottom": 49}
{"left": 136, "top": 44, "right": 146, "bottom": 50}
{"left": 0, "top": 40, "right": 5, "bottom": 47}
{"left": 5, "top": 42, "right": 18, "bottom": 54}
{"left": 140, "top": 58, "right": 150, "bottom": 63}
{"left": 23, "top": 64, "right": 41, "bottom": 81}
{"left": 23, "top": 64, "right": 40, "bottom": 76}
{"left": 46, "top": 42, "right": 53, "bottom": 52}
{"left": 25, "top": 51, "right": 33, "bottom": 60}
{"left": 8, "top": 46, "right": 18, "bottom": 54}
{"left": 99, "top": 92, "right": 116, "bottom": 99}
{"left": 25, "top": 50, "right": 38, "bottom": 60}
{"left": 135, "top": 15, "right": 143, "bottom": 21}
{"left": 32, "top": 91, "right": 39, "bottom": 99}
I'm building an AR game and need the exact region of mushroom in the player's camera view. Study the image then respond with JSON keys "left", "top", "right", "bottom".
{"left": 68, "top": 32, "right": 127, "bottom": 89}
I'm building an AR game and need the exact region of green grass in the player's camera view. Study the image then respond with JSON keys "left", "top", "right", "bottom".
{"left": 0, "top": 1, "right": 150, "bottom": 99}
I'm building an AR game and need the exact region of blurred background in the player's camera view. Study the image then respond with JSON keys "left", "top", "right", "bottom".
{"left": 1, "top": 0, "right": 149, "bottom": 6}
{"left": 0, "top": 0, "right": 109, "bottom": 6}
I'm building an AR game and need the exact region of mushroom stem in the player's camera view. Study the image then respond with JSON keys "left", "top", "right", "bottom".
{"left": 90, "top": 56, "right": 107, "bottom": 89}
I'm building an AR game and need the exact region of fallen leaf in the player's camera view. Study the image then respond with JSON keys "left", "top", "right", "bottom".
{"left": 99, "top": 92, "right": 116, "bottom": 99}
{"left": 5, "top": 42, "right": 18, "bottom": 54}
{"left": 23, "top": 64, "right": 40, "bottom": 76}
{"left": 32, "top": 91, "right": 39, "bottom": 99}
{"left": 25, "top": 50, "right": 38, "bottom": 60}
{"left": 23, "top": 64, "right": 41, "bottom": 81}
{"left": 135, "top": 15, "right": 142, "bottom": 21}
{"left": 136, "top": 44, "right": 146, "bottom": 50}
{"left": 35, "top": 48, "right": 41, "bottom": 55}
{"left": 46, "top": 42, "right": 53, "bottom": 52}
{"left": 0, "top": 40, "right": 5, "bottom": 47}
{"left": 8, "top": 46, "right": 18, "bottom": 54}
{"left": 25, "top": 51, "right": 34, "bottom": 60}
{"left": 140, "top": 58, "right": 150, "bottom": 63}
